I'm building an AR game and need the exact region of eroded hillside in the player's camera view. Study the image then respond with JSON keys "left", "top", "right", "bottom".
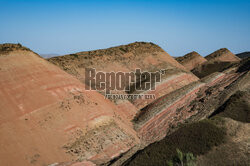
{"left": 0, "top": 43, "right": 249, "bottom": 166}
{"left": 48, "top": 42, "right": 199, "bottom": 120}
{"left": 122, "top": 55, "right": 250, "bottom": 166}
{"left": 191, "top": 48, "right": 241, "bottom": 78}
{"left": 176, "top": 51, "right": 207, "bottom": 70}
{"left": 0, "top": 44, "right": 139, "bottom": 166}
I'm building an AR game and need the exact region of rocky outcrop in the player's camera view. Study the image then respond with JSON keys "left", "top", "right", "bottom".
{"left": 133, "top": 69, "right": 246, "bottom": 145}
{"left": 0, "top": 45, "right": 139, "bottom": 166}
{"left": 134, "top": 81, "right": 205, "bottom": 144}
{"left": 130, "top": 70, "right": 198, "bottom": 110}
{"left": 176, "top": 51, "right": 207, "bottom": 70}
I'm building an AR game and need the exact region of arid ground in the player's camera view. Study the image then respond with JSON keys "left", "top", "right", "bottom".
{"left": 0, "top": 43, "right": 249, "bottom": 166}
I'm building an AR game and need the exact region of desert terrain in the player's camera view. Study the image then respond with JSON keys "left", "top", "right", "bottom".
{"left": 0, "top": 42, "right": 249, "bottom": 166}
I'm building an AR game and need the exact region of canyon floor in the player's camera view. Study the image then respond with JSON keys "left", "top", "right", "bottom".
{"left": 0, "top": 43, "right": 249, "bottom": 166}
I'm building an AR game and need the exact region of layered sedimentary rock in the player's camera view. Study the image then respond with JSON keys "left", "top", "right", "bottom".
{"left": 48, "top": 42, "right": 198, "bottom": 117}
{"left": 2, "top": 43, "right": 247, "bottom": 166}
{"left": 130, "top": 71, "right": 198, "bottom": 111}
{"left": 205, "top": 48, "right": 240, "bottom": 62}
{"left": 111, "top": 58, "right": 249, "bottom": 165}
{"left": 176, "top": 51, "right": 207, "bottom": 70}
{"left": 0, "top": 44, "right": 139, "bottom": 166}
{"left": 133, "top": 81, "right": 205, "bottom": 144}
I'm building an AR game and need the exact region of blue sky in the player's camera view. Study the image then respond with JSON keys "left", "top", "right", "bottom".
{"left": 0, "top": 0, "right": 249, "bottom": 57}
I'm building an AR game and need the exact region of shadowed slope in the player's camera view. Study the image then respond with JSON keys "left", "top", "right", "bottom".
{"left": 236, "top": 52, "right": 250, "bottom": 59}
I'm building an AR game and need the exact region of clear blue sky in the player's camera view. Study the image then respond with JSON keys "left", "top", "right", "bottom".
{"left": 0, "top": 0, "right": 249, "bottom": 57}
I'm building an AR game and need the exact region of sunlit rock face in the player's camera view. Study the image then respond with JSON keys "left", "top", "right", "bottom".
{"left": 48, "top": 42, "right": 199, "bottom": 119}
{"left": 0, "top": 44, "right": 139, "bottom": 166}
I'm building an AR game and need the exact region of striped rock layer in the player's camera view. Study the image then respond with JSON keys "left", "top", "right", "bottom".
{"left": 1, "top": 43, "right": 246, "bottom": 166}
{"left": 0, "top": 45, "right": 139, "bottom": 166}
{"left": 48, "top": 42, "right": 198, "bottom": 119}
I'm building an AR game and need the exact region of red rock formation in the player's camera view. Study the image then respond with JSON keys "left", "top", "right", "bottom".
{"left": 0, "top": 44, "right": 248, "bottom": 166}
{"left": 132, "top": 61, "right": 247, "bottom": 145}
{"left": 0, "top": 44, "right": 139, "bottom": 166}
{"left": 131, "top": 72, "right": 198, "bottom": 110}
{"left": 48, "top": 42, "right": 198, "bottom": 118}
{"left": 134, "top": 82, "right": 205, "bottom": 144}
{"left": 200, "top": 72, "right": 226, "bottom": 86}
{"left": 176, "top": 51, "right": 207, "bottom": 70}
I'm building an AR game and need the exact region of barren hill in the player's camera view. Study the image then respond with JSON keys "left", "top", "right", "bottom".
{"left": 191, "top": 48, "right": 241, "bottom": 78}
{"left": 48, "top": 42, "right": 187, "bottom": 78}
{"left": 0, "top": 44, "right": 139, "bottom": 166}
{"left": 48, "top": 42, "right": 199, "bottom": 117}
{"left": 0, "top": 43, "right": 249, "bottom": 166}
{"left": 205, "top": 48, "right": 240, "bottom": 62}
{"left": 176, "top": 51, "right": 207, "bottom": 70}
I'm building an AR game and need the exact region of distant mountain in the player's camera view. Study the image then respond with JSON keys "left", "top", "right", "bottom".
{"left": 236, "top": 52, "right": 250, "bottom": 59}
{"left": 40, "top": 53, "right": 60, "bottom": 58}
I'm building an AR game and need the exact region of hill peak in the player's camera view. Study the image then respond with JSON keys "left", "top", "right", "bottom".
{"left": 175, "top": 51, "right": 207, "bottom": 70}
{"left": 75, "top": 41, "right": 164, "bottom": 57}
{"left": 205, "top": 48, "right": 240, "bottom": 62}
{"left": 205, "top": 48, "right": 229, "bottom": 60}
{"left": 176, "top": 51, "right": 202, "bottom": 63}
{"left": 0, "top": 43, "right": 37, "bottom": 56}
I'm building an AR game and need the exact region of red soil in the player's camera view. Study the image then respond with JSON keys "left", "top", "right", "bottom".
{"left": 0, "top": 47, "right": 139, "bottom": 166}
